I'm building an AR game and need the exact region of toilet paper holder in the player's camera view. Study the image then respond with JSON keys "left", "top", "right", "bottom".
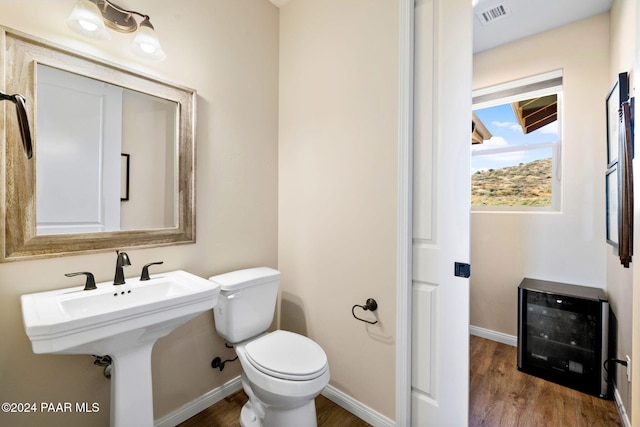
{"left": 352, "top": 298, "right": 378, "bottom": 325}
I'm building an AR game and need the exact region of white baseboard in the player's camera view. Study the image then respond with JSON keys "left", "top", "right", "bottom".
{"left": 613, "top": 386, "right": 631, "bottom": 427}
{"left": 470, "top": 325, "right": 517, "bottom": 347}
{"left": 321, "top": 385, "right": 395, "bottom": 427}
{"left": 154, "top": 376, "right": 242, "bottom": 427}
{"left": 153, "top": 377, "right": 393, "bottom": 427}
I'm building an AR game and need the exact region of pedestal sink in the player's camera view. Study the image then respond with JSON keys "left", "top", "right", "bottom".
{"left": 21, "top": 270, "right": 220, "bottom": 427}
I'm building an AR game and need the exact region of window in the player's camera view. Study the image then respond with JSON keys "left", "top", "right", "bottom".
{"left": 471, "top": 71, "right": 562, "bottom": 210}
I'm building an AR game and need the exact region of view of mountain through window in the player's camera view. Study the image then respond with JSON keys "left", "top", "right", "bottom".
{"left": 471, "top": 93, "right": 560, "bottom": 208}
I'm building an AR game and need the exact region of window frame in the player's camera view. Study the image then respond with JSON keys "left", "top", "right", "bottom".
{"left": 471, "top": 70, "right": 563, "bottom": 212}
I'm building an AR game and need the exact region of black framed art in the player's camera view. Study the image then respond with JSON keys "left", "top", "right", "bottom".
{"left": 121, "top": 153, "right": 130, "bottom": 201}
{"left": 606, "top": 72, "right": 628, "bottom": 167}
{"left": 606, "top": 163, "right": 618, "bottom": 246}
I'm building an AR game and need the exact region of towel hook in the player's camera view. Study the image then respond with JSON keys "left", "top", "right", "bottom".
{"left": 352, "top": 298, "right": 378, "bottom": 324}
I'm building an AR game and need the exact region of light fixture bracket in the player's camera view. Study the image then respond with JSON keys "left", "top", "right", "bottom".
{"left": 95, "top": 0, "right": 139, "bottom": 33}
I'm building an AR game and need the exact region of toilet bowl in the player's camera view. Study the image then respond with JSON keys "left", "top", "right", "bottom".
{"left": 209, "top": 268, "right": 330, "bottom": 427}
{"left": 235, "top": 330, "right": 329, "bottom": 427}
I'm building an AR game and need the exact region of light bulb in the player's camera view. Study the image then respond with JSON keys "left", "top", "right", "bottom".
{"left": 130, "top": 18, "right": 166, "bottom": 61}
{"left": 79, "top": 19, "right": 98, "bottom": 32}
{"left": 66, "top": 0, "right": 111, "bottom": 40}
{"left": 139, "top": 42, "right": 156, "bottom": 54}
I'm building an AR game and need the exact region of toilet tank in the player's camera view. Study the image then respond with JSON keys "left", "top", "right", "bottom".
{"left": 209, "top": 267, "right": 280, "bottom": 343}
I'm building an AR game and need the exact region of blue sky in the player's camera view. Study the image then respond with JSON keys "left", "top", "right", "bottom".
{"left": 472, "top": 102, "right": 558, "bottom": 173}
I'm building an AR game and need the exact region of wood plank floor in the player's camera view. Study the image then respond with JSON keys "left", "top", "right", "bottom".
{"left": 178, "top": 391, "right": 371, "bottom": 427}
{"left": 179, "top": 336, "right": 621, "bottom": 426}
{"left": 470, "top": 335, "right": 622, "bottom": 427}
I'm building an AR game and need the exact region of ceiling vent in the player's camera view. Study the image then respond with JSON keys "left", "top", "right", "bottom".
{"left": 475, "top": 2, "right": 511, "bottom": 25}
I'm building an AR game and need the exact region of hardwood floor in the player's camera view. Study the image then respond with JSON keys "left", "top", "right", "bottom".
{"left": 470, "top": 335, "right": 622, "bottom": 427}
{"left": 178, "top": 391, "right": 371, "bottom": 427}
{"left": 179, "top": 336, "right": 621, "bottom": 426}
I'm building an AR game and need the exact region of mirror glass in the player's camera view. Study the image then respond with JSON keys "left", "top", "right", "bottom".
{"left": 36, "top": 64, "right": 178, "bottom": 235}
{"left": 1, "top": 28, "right": 195, "bottom": 262}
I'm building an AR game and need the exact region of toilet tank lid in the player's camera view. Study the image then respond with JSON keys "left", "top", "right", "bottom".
{"left": 209, "top": 267, "right": 280, "bottom": 291}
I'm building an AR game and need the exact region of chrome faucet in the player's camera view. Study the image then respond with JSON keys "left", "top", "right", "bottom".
{"left": 114, "top": 251, "right": 131, "bottom": 285}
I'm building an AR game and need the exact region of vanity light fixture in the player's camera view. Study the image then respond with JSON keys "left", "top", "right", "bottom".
{"left": 66, "top": 0, "right": 166, "bottom": 61}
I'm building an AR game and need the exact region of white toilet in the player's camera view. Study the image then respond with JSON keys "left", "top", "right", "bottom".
{"left": 209, "top": 267, "right": 330, "bottom": 427}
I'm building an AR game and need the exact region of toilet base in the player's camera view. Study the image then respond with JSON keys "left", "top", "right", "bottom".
{"left": 240, "top": 402, "right": 261, "bottom": 427}
{"left": 239, "top": 399, "right": 318, "bottom": 427}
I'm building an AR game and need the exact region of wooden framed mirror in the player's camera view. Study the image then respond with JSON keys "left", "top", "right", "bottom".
{"left": 0, "top": 27, "right": 196, "bottom": 261}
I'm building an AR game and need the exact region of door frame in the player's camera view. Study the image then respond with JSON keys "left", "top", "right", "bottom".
{"left": 396, "top": 0, "right": 414, "bottom": 424}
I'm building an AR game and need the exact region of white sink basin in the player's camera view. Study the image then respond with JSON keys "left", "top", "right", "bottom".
{"left": 22, "top": 270, "right": 220, "bottom": 355}
{"left": 21, "top": 269, "right": 220, "bottom": 427}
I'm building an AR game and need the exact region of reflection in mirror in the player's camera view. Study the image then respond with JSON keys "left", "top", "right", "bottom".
{"left": 36, "top": 64, "right": 178, "bottom": 235}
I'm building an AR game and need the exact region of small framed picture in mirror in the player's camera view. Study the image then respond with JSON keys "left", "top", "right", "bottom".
{"left": 121, "top": 153, "right": 130, "bottom": 201}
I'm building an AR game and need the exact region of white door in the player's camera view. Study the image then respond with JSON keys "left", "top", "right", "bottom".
{"left": 36, "top": 64, "right": 123, "bottom": 234}
{"left": 410, "top": 0, "right": 472, "bottom": 424}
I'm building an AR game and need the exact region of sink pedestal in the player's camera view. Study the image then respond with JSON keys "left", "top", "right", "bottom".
{"left": 110, "top": 343, "right": 155, "bottom": 427}
{"left": 104, "top": 316, "right": 199, "bottom": 427}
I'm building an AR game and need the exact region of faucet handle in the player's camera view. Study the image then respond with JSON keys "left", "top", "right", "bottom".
{"left": 65, "top": 271, "right": 97, "bottom": 291}
{"left": 140, "top": 261, "right": 164, "bottom": 281}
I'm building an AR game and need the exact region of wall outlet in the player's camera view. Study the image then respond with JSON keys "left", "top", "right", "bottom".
{"left": 626, "top": 355, "right": 632, "bottom": 382}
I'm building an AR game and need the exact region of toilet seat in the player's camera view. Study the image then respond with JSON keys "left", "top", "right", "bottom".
{"left": 245, "top": 330, "right": 328, "bottom": 381}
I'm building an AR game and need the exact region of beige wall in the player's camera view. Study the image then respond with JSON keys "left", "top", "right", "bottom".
{"left": 278, "top": 0, "right": 398, "bottom": 419}
{"left": 471, "top": 14, "right": 610, "bottom": 337}
{"left": 609, "top": 0, "right": 636, "bottom": 420}
{"left": 634, "top": 0, "right": 640, "bottom": 422}
{"left": 0, "top": 1, "right": 279, "bottom": 426}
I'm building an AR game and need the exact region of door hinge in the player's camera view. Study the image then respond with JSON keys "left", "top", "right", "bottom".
{"left": 454, "top": 262, "right": 471, "bottom": 278}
